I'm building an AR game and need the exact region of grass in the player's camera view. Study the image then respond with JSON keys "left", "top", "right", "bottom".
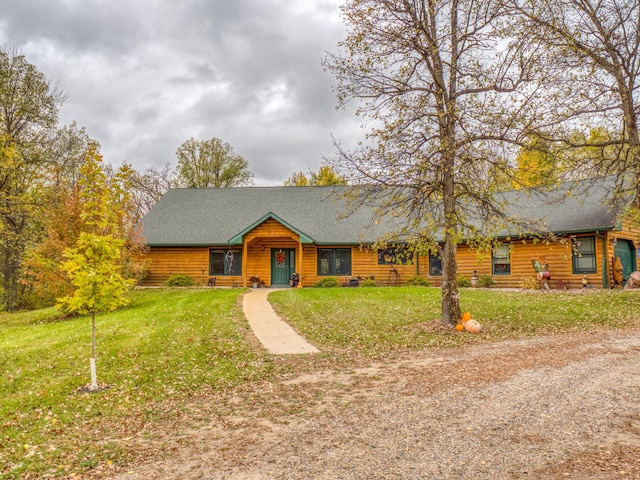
{"left": 1, "top": 286, "right": 639, "bottom": 478}
{"left": 0, "top": 288, "right": 271, "bottom": 479}
{"left": 269, "top": 287, "right": 640, "bottom": 355}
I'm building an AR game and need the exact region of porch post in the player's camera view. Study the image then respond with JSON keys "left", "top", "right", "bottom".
{"left": 298, "top": 241, "right": 304, "bottom": 287}
{"left": 242, "top": 240, "right": 248, "bottom": 287}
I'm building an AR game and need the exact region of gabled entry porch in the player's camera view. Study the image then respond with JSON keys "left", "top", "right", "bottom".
{"left": 232, "top": 213, "right": 311, "bottom": 288}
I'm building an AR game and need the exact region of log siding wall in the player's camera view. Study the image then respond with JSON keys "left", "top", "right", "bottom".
{"left": 141, "top": 219, "right": 639, "bottom": 289}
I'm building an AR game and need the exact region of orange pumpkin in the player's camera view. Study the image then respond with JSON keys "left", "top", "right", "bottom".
{"left": 464, "top": 319, "right": 482, "bottom": 333}
{"left": 461, "top": 312, "right": 472, "bottom": 323}
{"left": 455, "top": 323, "right": 465, "bottom": 331}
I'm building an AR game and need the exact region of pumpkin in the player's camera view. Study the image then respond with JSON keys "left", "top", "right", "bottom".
{"left": 461, "top": 312, "right": 472, "bottom": 323}
{"left": 464, "top": 319, "right": 482, "bottom": 333}
{"left": 455, "top": 323, "right": 465, "bottom": 331}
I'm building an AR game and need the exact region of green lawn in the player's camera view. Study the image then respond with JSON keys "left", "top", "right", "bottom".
{"left": 269, "top": 287, "right": 640, "bottom": 355}
{"left": 0, "top": 289, "right": 270, "bottom": 479}
{"left": 1, "top": 286, "right": 639, "bottom": 478}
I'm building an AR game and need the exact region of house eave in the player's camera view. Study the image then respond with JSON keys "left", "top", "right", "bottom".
{"left": 145, "top": 242, "right": 242, "bottom": 248}
{"left": 549, "top": 226, "right": 615, "bottom": 236}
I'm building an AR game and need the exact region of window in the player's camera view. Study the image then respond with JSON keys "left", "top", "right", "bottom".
{"left": 492, "top": 243, "right": 511, "bottom": 275}
{"left": 429, "top": 251, "right": 442, "bottom": 276}
{"left": 378, "top": 246, "right": 413, "bottom": 265}
{"left": 572, "top": 236, "right": 597, "bottom": 274}
{"left": 209, "top": 249, "right": 242, "bottom": 276}
{"left": 317, "top": 248, "right": 352, "bottom": 276}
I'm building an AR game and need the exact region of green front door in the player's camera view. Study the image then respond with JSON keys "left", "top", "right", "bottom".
{"left": 614, "top": 239, "right": 637, "bottom": 282}
{"left": 271, "top": 249, "right": 296, "bottom": 286}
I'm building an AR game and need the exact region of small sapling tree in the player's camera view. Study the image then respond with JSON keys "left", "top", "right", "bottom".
{"left": 57, "top": 145, "right": 135, "bottom": 391}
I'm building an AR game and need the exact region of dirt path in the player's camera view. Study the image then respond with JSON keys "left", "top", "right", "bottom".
{"left": 110, "top": 328, "right": 640, "bottom": 480}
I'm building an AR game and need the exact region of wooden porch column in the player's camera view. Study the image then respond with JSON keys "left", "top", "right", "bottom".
{"left": 298, "top": 241, "right": 304, "bottom": 287}
{"left": 242, "top": 241, "right": 248, "bottom": 287}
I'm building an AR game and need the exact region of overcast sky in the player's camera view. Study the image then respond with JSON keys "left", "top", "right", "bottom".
{"left": 0, "top": 0, "right": 362, "bottom": 185}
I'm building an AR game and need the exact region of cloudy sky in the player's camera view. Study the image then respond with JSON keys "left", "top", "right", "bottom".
{"left": 0, "top": 0, "right": 362, "bottom": 185}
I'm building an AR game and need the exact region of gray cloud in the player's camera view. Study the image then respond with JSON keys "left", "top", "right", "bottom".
{"left": 0, "top": 0, "right": 361, "bottom": 185}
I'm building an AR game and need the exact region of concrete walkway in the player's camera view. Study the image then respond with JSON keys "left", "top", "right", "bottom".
{"left": 242, "top": 288, "right": 319, "bottom": 355}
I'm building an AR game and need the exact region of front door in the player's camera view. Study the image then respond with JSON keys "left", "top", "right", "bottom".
{"left": 615, "top": 239, "right": 637, "bottom": 283}
{"left": 271, "top": 248, "right": 296, "bottom": 286}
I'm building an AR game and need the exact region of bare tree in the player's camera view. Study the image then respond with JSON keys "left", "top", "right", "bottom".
{"left": 509, "top": 0, "right": 640, "bottom": 205}
{"left": 129, "top": 163, "right": 174, "bottom": 220}
{"left": 324, "top": 0, "right": 542, "bottom": 326}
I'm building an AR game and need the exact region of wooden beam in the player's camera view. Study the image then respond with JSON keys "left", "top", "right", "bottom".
{"left": 242, "top": 241, "right": 248, "bottom": 287}
{"left": 298, "top": 241, "right": 304, "bottom": 287}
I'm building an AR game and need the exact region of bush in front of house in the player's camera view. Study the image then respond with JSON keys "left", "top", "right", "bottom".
{"left": 405, "top": 275, "right": 431, "bottom": 287}
{"left": 519, "top": 275, "right": 541, "bottom": 290}
{"left": 314, "top": 277, "right": 340, "bottom": 288}
{"left": 457, "top": 274, "right": 472, "bottom": 287}
{"left": 477, "top": 274, "right": 496, "bottom": 288}
{"left": 164, "top": 274, "right": 196, "bottom": 287}
{"left": 360, "top": 278, "right": 377, "bottom": 287}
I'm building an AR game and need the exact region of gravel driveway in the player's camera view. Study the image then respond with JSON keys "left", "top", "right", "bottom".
{"left": 112, "top": 328, "right": 640, "bottom": 480}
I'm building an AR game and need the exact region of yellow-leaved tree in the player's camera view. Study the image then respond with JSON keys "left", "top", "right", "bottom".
{"left": 513, "top": 136, "right": 558, "bottom": 188}
{"left": 57, "top": 146, "right": 135, "bottom": 391}
{"left": 284, "top": 166, "right": 346, "bottom": 186}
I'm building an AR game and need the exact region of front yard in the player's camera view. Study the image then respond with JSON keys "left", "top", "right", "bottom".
{"left": 1, "top": 287, "right": 639, "bottom": 478}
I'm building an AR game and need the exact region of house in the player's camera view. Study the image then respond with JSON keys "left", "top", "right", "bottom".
{"left": 139, "top": 176, "right": 639, "bottom": 289}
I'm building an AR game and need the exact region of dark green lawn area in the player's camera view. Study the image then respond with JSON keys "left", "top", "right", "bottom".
{"left": 269, "top": 287, "right": 640, "bottom": 353}
{"left": 0, "top": 289, "right": 271, "bottom": 479}
{"left": 1, "top": 286, "right": 639, "bottom": 478}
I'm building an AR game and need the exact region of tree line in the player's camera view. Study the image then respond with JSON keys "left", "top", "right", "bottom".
{"left": 3, "top": 0, "right": 640, "bottom": 326}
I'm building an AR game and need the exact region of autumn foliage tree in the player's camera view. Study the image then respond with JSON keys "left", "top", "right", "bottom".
{"left": 174, "top": 137, "right": 253, "bottom": 188}
{"left": 21, "top": 124, "right": 93, "bottom": 307}
{"left": 0, "top": 47, "right": 65, "bottom": 310}
{"left": 57, "top": 146, "right": 136, "bottom": 391}
{"left": 23, "top": 127, "right": 147, "bottom": 307}
{"left": 509, "top": 0, "right": 640, "bottom": 208}
{"left": 325, "top": 0, "right": 542, "bottom": 326}
{"left": 513, "top": 136, "right": 558, "bottom": 188}
{"left": 284, "top": 166, "right": 347, "bottom": 186}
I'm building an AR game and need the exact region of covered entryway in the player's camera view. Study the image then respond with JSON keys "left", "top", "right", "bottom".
{"left": 614, "top": 239, "right": 637, "bottom": 283}
{"left": 271, "top": 248, "right": 296, "bottom": 286}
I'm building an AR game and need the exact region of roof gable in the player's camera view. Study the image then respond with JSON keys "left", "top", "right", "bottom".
{"left": 228, "top": 212, "right": 314, "bottom": 244}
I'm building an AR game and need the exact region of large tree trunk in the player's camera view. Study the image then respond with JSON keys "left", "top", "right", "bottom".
{"left": 441, "top": 152, "right": 461, "bottom": 327}
{"left": 441, "top": 231, "right": 460, "bottom": 327}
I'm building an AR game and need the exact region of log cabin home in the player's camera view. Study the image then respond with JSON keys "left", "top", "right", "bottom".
{"left": 139, "top": 176, "right": 639, "bottom": 289}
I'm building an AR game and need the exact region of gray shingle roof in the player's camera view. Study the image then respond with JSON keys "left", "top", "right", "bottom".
{"left": 140, "top": 186, "right": 394, "bottom": 246}
{"left": 139, "top": 177, "right": 627, "bottom": 247}
{"left": 499, "top": 176, "right": 624, "bottom": 235}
